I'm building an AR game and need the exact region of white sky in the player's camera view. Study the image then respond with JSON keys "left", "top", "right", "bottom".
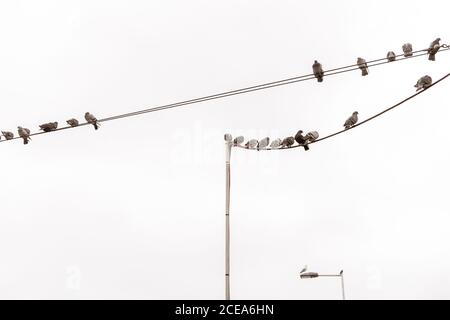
{"left": 0, "top": 0, "right": 449, "bottom": 299}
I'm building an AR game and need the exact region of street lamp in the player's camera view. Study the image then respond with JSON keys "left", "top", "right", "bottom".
{"left": 299, "top": 268, "right": 346, "bottom": 300}
{"left": 222, "top": 132, "right": 315, "bottom": 300}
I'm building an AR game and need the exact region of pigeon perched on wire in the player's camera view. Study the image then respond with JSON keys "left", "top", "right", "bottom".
{"left": 414, "top": 75, "right": 432, "bottom": 91}
{"left": 2, "top": 131, "right": 14, "bottom": 140}
{"left": 428, "top": 38, "right": 441, "bottom": 61}
{"left": 39, "top": 122, "right": 58, "bottom": 132}
{"left": 18, "top": 126, "right": 31, "bottom": 144}
{"left": 257, "top": 137, "right": 270, "bottom": 150}
{"left": 85, "top": 112, "right": 99, "bottom": 130}
{"left": 281, "top": 136, "right": 295, "bottom": 148}
{"left": 269, "top": 138, "right": 282, "bottom": 149}
{"left": 66, "top": 118, "right": 79, "bottom": 127}
{"left": 245, "top": 139, "right": 258, "bottom": 149}
{"left": 312, "top": 60, "right": 324, "bottom": 82}
{"left": 233, "top": 136, "right": 244, "bottom": 146}
{"left": 357, "top": 57, "right": 369, "bottom": 76}
{"left": 294, "top": 130, "right": 309, "bottom": 151}
{"left": 344, "top": 111, "right": 359, "bottom": 129}
{"left": 402, "top": 43, "right": 413, "bottom": 57}
{"left": 304, "top": 131, "right": 319, "bottom": 143}
{"left": 386, "top": 51, "right": 396, "bottom": 62}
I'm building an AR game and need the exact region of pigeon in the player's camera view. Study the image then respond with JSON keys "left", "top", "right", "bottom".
{"left": 257, "top": 137, "right": 270, "bottom": 150}
{"left": 344, "top": 111, "right": 359, "bottom": 129}
{"left": 386, "top": 51, "right": 396, "bottom": 62}
{"left": 402, "top": 43, "right": 413, "bottom": 57}
{"left": 304, "top": 131, "right": 319, "bottom": 143}
{"left": 357, "top": 57, "right": 369, "bottom": 76}
{"left": 428, "top": 38, "right": 441, "bottom": 61}
{"left": 245, "top": 139, "right": 258, "bottom": 149}
{"left": 66, "top": 118, "right": 79, "bottom": 127}
{"left": 233, "top": 136, "right": 244, "bottom": 146}
{"left": 39, "top": 122, "right": 58, "bottom": 132}
{"left": 85, "top": 112, "right": 99, "bottom": 130}
{"left": 300, "top": 265, "right": 308, "bottom": 274}
{"left": 294, "top": 130, "right": 309, "bottom": 151}
{"left": 281, "top": 136, "right": 295, "bottom": 148}
{"left": 2, "top": 131, "right": 14, "bottom": 140}
{"left": 269, "top": 138, "right": 282, "bottom": 149}
{"left": 312, "top": 60, "right": 324, "bottom": 82}
{"left": 18, "top": 126, "right": 31, "bottom": 144}
{"left": 414, "top": 75, "right": 433, "bottom": 91}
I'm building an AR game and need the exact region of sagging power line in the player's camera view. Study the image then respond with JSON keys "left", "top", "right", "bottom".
{"left": 232, "top": 73, "right": 450, "bottom": 152}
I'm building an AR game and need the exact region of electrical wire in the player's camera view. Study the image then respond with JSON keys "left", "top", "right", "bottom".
{"left": 1, "top": 46, "right": 449, "bottom": 144}
{"left": 234, "top": 72, "right": 450, "bottom": 151}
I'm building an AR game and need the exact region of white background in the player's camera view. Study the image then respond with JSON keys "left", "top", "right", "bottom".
{"left": 0, "top": 0, "right": 449, "bottom": 299}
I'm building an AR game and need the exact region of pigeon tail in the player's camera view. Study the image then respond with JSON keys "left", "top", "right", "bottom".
{"left": 428, "top": 54, "right": 435, "bottom": 61}
{"left": 23, "top": 138, "right": 28, "bottom": 145}
{"left": 362, "top": 69, "right": 368, "bottom": 76}
{"left": 317, "top": 77, "right": 323, "bottom": 82}
{"left": 94, "top": 122, "right": 99, "bottom": 130}
{"left": 303, "top": 145, "right": 310, "bottom": 151}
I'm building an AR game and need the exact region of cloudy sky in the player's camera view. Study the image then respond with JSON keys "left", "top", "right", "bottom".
{"left": 0, "top": 0, "right": 449, "bottom": 299}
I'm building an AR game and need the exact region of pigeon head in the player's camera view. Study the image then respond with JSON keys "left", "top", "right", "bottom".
{"left": 353, "top": 111, "right": 359, "bottom": 115}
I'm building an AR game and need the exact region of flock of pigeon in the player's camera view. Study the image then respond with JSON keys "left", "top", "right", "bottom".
{"left": 237, "top": 38, "right": 442, "bottom": 151}
{"left": 1, "top": 39, "right": 443, "bottom": 146}
{"left": 312, "top": 38, "right": 441, "bottom": 81}
{"left": 1, "top": 112, "right": 99, "bottom": 145}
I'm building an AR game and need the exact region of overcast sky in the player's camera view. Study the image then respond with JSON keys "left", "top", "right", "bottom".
{"left": 0, "top": 0, "right": 449, "bottom": 299}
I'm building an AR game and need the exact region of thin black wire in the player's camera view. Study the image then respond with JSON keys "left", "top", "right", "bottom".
{"left": 98, "top": 49, "right": 446, "bottom": 122}
{"left": 234, "top": 72, "right": 450, "bottom": 151}
{"left": 1, "top": 46, "right": 448, "bottom": 144}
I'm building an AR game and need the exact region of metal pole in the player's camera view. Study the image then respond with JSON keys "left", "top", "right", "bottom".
{"left": 317, "top": 274, "right": 345, "bottom": 300}
{"left": 340, "top": 271, "right": 345, "bottom": 300}
{"left": 225, "top": 140, "right": 232, "bottom": 300}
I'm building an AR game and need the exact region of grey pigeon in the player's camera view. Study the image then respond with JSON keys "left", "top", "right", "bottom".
{"left": 233, "top": 136, "right": 244, "bottom": 146}
{"left": 344, "top": 111, "right": 359, "bottom": 129}
{"left": 281, "top": 136, "right": 295, "bottom": 148}
{"left": 85, "top": 112, "right": 99, "bottom": 130}
{"left": 257, "top": 137, "right": 270, "bottom": 150}
{"left": 428, "top": 38, "right": 441, "bottom": 61}
{"left": 269, "top": 138, "right": 282, "bottom": 149}
{"left": 402, "top": 43, "right": 413, "bottom": 57}
{"left": 357, "top": 58, "right": 369, "bottom": 76}
{"left": 304, "top": 131, "right": 319, "bottom": 143}
{"left": 245, "top": 139, "right": 258, "bottom": 149}
{"left": 66, "top": 118, "right": 79, "bottom": 127}
{"left": 294, "top": 130, "right": 309, "bottom": 151}
{"left": 18, "top": 126, "right": 31, "bottom": 145}
{"left": 312, "top": 60, "right": 324, "bottom": 82}
{"left": 224, "top": 133, "right": 232, "bottom": 142}
{"left": 2, "top": 131, "right": 14, "bottom": 140}
{"left": 386, "top": 51, "right": 396, "bottom": 62}
{"left": 414, "top": 75, "right": 432, "bottom": 91}
{"left": 39, "top": 122, "right": 58, "bottom": 132}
